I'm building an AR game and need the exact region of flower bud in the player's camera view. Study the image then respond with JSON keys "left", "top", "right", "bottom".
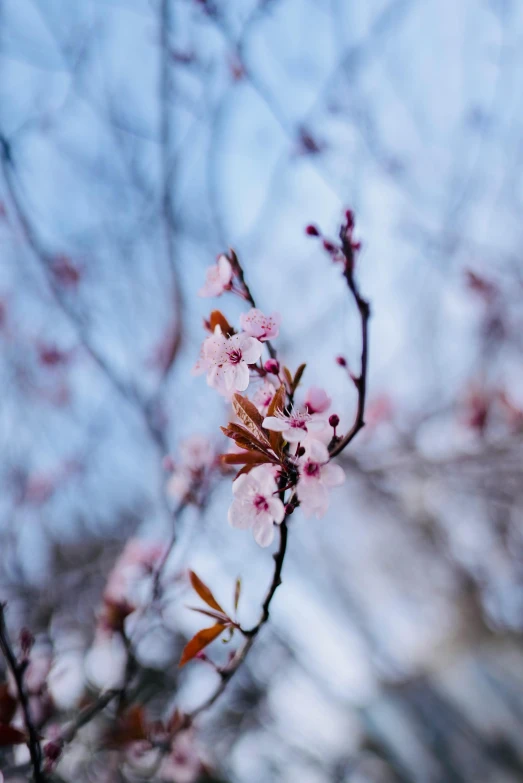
{"left": 19, "top": 628, "right": 34, "bottom": 657}
{"left": 322, "top": 239, "right": 337, "bottom": 254}
{"left": 305, "top": 224, "right": 320, "bottom": 236}
{"left": 264, "top": 358, "right": 280, "bottom": 374}
{"left": 329, "top": 414, "right": 340, "bottom": 429}
{"left": 336, "top": 356, "right": 347, "bottom": 367}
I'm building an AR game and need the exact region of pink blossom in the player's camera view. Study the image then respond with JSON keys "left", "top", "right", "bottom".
{"left": 263, "top": 407, "right": 325, "bottom": 443}
{"left": 252, "top": 379, "right": 277, "bottom": 415}
{"left": 239, "top": 308, "right": 281, "bottom": 341}
{"left": 159, "top": 731, "right": 202, "bottom": 783}
{"left": 105, "top": 539, "right": 166, "bottom": 605}
{"left": 84, "top": 631, "right": 128, "bottom": 690}
{"left": 193, "top": 328, "right": 262, "bottom": 394}
{"left": 179, "top": 434, "right": 214, "bottom": 470}
{"left": 304, "top": 386, "right": 331, "bottom": 414}
{"left": 296, "top": 440, "right": 345, "bottom": 519}
{"left": 166, "top": 436, "right": 215, "bottom": 501}
{"left": 198, "top": 255, "right": 233, "bottom": 298}
{"left": 228, "top": 466, "right": 285, "bottom": 547}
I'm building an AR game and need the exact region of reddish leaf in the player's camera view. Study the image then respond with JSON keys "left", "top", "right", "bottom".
{"left": 282, "top": 366, "right": 293, "bottom": 391}
{"left": 179, "top": 624, "right": 226, "bottom": 667}
{"left": 0, "top": 684, "right": 17, "bottom": 725}
{"left": 187, "top": 606, "right": 230, "bottom": 624}
{"left": 291, "top": 363, "right": 307, "bottom": 393}
{"left": 209, "top": 310, "right": 233, "bottom": 336}
{"left": 105, "top": 705, "right": 148, "bottom": 748}
{"left": 232, "top": 394, "right": 270, "bottom": 446}
{"left": 189, "top": 571, "right": 224, "bottom": 614}
{"left": 0, "top": 724, "right": 26, "bottom": 745}
{"left": 221, "top": 423, "right": 273, "bottom": 456}
{"left": 266, "top": 385, "right": 286, "bottom": 454}
{"left": 220, "top": 452, "right": 272, "bottom": 466}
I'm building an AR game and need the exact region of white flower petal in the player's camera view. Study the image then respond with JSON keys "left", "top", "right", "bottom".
{"left": 228, "top": 500, "right": 255, "bottom": 530}
{"left": 262, "top": 416, "right": 288, "bottom": 432}
{"left": 233, "top": 362, "right": 250, "bottom": 391}
{"left": 240, "top": 337, "right": 263, "bottom": 365}
{"left": 252, "top": 517, "right": 275, "bottom": 547}
{"left": 322, "top": 462, "right": 345, "bottom": 487}
{"left": 268, "top": 497, "right": 285, "bottom": 524}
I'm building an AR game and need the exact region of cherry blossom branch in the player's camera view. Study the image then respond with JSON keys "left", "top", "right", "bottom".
{"left": 228, "top": 250, "right": 277, "bottom": 360}
{"left": 57, "top": 689, "right": 120, "bottom": 745}
{"left": 0, "top": 604, "right": 44, "bottom": 783}
{"left": 186, "top": 517, "right": 289, "bottom": 722}
{"left": 329, "top": 219, "right": 371, "bottom": 459}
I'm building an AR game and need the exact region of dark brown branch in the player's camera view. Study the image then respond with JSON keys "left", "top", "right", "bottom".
{"left": 0, "top": 604, "right": 44, "bottom": 782}
{"left": 329, "top": 231, "right": 370, "bottom": 459}
{"left": 187, "top": 518, "right": 288, "bottom": 721}
{"left": 57, "top": 689, "right": 119, "bottom": 745}
{"left": 228, "top": 249, "right": 277, "bottom": 360}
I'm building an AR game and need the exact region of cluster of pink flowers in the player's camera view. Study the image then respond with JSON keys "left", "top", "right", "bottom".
{"left": 192, "top": 255, "right": 346, "bottom": 545}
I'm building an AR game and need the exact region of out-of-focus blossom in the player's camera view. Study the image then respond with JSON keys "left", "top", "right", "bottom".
{"left": 263, "top": 407, "right": 325, "bottom": 443}
{"left": 179, "top": 435, "right": 214, "bottom": 471}
{"left": 239, "top": 308, "right": 281, "bottom": 341}
{"left": 252, "top": 379, "right": 277, "bottom": 415}
{"left": 192, "top": 328, "right": 262, "bottom": 394}
{"left": 104, "top": 539, "right": 167, "bottom": 606}
{"left": 297, "top": 440, "right": 345, "bottom": 519}
{"left": 198, "top": 255, "right": 233, "bottom": 298}
{"left": 159, "top": 731, "right": 203, "bottom": 783}
{"left": 304, "top": 386, "right": 331, "bottom": 414}
{"left": 228, "top": 465, "right": 285, "bottom": 547}
{"left": 48, "top": 651, "right": 85, "bottom": 710}
{"left": 84, "top": 632, "right": 127, "bottom": 690}
{"left": 166, "top": 435, "right": 214, "bottom": 502}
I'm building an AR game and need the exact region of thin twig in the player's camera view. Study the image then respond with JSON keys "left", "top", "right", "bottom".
{"left": 0, "top": 604, "right": 44, "bottom": 782}
{"left": 329, "top": 229, "right": 370, "bottom": 459}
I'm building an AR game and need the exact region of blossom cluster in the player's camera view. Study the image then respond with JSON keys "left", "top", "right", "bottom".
{"left": 191, "top": 252, "right": 346, "bottom": 546}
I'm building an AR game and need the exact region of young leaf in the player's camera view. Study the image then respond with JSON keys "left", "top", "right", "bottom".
{"left": 179, "top": 624, "right": 225, "bottom": 667}
{"left": 232, "top": 394, "right": 270, "bottom": 446}
{"left": 189, "top": 570, "right": 225, "bottom": 614}
{"left": 220, "top": 452, "right": 273, "bottom": 467}
{"left": 0, "top": 684, "right": 17, "bottom": 725}
{"left": 209, "top": 310, "right": 233, "bottom": 336}
{"left": 221, "top": 424, "right": 271, "bottom": 455}
{"left": 234, "top": 577, "right": 241, "bottom": 613}
{"left": 266, "top": 384, "right": 286, "bottom": 454}
{"left": 291, "top": 363, "right": 307, "bottom": 393}
{"left": 282, "top": 366, "right": 293, "bottom": 391}
{"left": 0, "top": 724, "right": 27, "bottom": 745}
{"left": 186, "top": 606, "right": 230, "bottom": 624}
{"left": 105, "top": 705, "right": 148, "bottom": 748}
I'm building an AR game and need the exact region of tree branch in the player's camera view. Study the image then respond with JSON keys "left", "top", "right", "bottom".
{"left": 0, "top": 604, "right": 44, "bottom": 782}
{"left": 329, "top": 226, "right": 371, "bottom": 459}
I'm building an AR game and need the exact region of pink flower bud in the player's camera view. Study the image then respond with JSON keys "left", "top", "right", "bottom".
{"left": 345, "top": 209, "right": 354, "bottom": 230}
{"left": 264, "top": 359, "right": 280, "bottom": 374}
{"left": 336, "top": 356, "right": 347, "bottom": 367}
{"left": 323, "top": 240, "right": 337, "bottom": 254}
{"left": 19, "top": 628, "right": 34, "bottom": 657}
{"left": 305, "top": 224, "right": 320, "bottom": 236}
{"left": 329, "top": 414, "right": 340, "bottom": 429}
